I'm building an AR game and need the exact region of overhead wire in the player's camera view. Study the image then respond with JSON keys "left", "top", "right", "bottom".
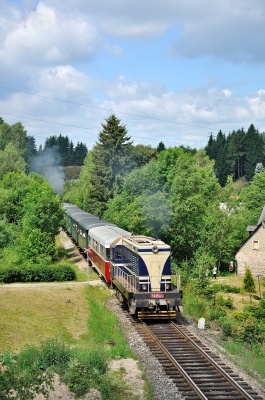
{"left": 0, "top": 85, "right": 220, "bottom": 132}
{"left": 0, "top": 111, "right": 182, "bottom": 145}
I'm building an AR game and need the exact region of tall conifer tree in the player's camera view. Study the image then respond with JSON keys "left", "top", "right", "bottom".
{"left": 245, "top": 124, "right": 264, "bottom": 181}
{"left": 89, "top": 114, "right": 133, "bottom": 215}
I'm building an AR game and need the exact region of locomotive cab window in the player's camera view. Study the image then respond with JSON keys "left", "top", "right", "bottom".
{"left": 114, "top": 248, "right": 122, "bottom": 260}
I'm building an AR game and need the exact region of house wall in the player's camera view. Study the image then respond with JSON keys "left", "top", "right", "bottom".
{"left": 235, "top": 225, "right": 265, "bottom": 277}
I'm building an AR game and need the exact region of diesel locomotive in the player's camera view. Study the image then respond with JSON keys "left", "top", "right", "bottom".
{"left": 64, "top": 202, "right": 182, "bottom": 319}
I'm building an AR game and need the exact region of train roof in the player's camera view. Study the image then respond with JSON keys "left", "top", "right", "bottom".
{"left": 65, "top": 208, "right": 87, "bottom": 217}
{"left": 89, "top": 225, "right": 131, "bottom": 248}
{"left": 63, "top": 203, "right": 117, "bottom": 231}
{"left": 80, "top": 219, "right": 116, "bottom": 230}
{"left": 63, "top": 204, "right": 78, "bottom": 209}
{"left": 122, "top": 235, "right": 170, "bottom": 251}
{"left": 71, "top": 213, "right": 95, "bottom": 222}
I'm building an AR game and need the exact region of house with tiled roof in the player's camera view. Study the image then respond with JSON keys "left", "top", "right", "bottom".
{"left": 235, "top": 206, "right": 265, "bottom": 277}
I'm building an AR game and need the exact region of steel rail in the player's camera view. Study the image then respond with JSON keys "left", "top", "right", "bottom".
{"left": 141, "top": 322, "right": 208, "bottom": 400}
{"left": 171, "top": 322, "right": 255, "bottom": 400}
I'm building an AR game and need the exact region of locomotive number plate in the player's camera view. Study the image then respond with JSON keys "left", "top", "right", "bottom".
{"left": 150, "top": 294, "right": 164, "bottom": 299}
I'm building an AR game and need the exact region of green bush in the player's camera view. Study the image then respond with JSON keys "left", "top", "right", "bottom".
{"left": 62, "top": 349, "right": 108, "bottom": 397}
{"left": 0, "top": 264, "right": 76, "bottom": 283}
{"left": 99, "top": 371, "right": 131, "bottom": 400}
{"left": 209, "top": 307, "right": 227, "bottom": 321}
{"left": 221, "top": 319, "right": 233, "bottom": 338}
{"left": 243, "top": 268, "right": 255, "bottom": 292}
{"left": 239, "top": 320, "right": 265, "bottom": 346}
{"left": 233, "top": 311, "right": 251, "bottom": 322}
{"left": 37, "top": 339, "right": 71, "bottom": 373}
{"left": 215, "top": 294, "right": 234, "bottom": 309}
{"left": 243, "top": 304, "right": 265, "bottom": 319}
{"left": 212, "top": 315, "right": 233, "bottom": 338}
{"left": 213, "top": 283, "right": 240, "bottom": 294}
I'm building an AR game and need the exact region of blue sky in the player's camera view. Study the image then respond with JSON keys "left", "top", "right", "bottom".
{"left": 1, "top": 0, "right": 265, "bottom": 151}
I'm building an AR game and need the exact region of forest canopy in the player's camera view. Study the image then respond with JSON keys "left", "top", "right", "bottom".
{"left": 205, "top": 124, "right": 265, "bottom": 186}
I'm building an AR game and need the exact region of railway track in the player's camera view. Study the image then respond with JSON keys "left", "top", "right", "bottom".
{"left": 124, "top": 313, "right": 263, "bottom": 400}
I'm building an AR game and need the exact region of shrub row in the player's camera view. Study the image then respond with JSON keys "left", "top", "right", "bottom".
{"left": 213, "top": 283, "right": 240, "bottom": 293}
{"left": 0, "top": 263, "right": 76, "bottom": 283}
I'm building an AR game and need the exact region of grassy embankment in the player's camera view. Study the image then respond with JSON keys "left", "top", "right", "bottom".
{"left": 183, "top": 273, "right": 265, "bottom": 386}
{"left": 0, "top": 239, "right": 152, "bottom": 399}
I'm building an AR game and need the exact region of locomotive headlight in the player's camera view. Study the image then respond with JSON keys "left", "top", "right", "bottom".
{"left": 142, "top": 285, "right": 147, "bottom": 291}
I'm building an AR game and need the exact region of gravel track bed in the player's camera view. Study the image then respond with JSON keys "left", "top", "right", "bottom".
{"left": 106, "top": 297, "right": 184, "bottom": 400}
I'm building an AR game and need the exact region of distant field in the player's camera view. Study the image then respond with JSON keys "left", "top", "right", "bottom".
{"left": 63, "top": 166, "right": 82, "bottom": 180}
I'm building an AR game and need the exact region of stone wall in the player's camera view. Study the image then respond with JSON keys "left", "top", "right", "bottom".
{"left": 236, "top": 225, "right": 265, "bottom": 277}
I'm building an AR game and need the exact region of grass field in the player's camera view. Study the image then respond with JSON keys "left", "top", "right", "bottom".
{"left": 0, "top": 282, "right": 146, "bottom": 399}
{"left": 0, "top": 283, "right": 91, "bottom": 352}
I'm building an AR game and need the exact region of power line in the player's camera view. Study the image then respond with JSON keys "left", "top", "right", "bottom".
{"left": 0, "top": 111, "right": 181, "bottom": 145}
{"left": 0, "top": 112, "right": 99, "bottom": 132}
{"left": 0, "top": 85, "right": 220, "bottom": 131}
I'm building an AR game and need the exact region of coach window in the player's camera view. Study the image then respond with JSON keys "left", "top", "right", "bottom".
{"left": 106, "top": 248, "right": 110, "bottom": 261}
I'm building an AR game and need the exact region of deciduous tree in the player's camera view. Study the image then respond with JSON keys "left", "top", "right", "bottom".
{"left": 0, "top": 143, "right": 27, "bottom": 180}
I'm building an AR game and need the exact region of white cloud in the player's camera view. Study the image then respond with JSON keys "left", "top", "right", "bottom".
{"left": 36, "top": 65, "right": 95, "bottom": 96}
{"left": 0, "top": 2, "right": 100, "bottom": 66}
{"left": 102, "top": 76, "right": 165, "bottom": 100}
{"left": 223, "top": 89, "right": 232, "bottom": 97}
{"left": 247, "top": 91, "right": 265, "bottom": 119}
{"left": 44, "top": 0, "right": 265, "bottom": 63}
{"left": 98, "top": 80, "right": 264, "bottom": 138}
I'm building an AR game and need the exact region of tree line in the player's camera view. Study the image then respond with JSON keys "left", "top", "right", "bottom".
{"left": 0, "top": 117, "right": 88, "bottom": 171}
{"left": 39, "top": 134, "right": 88, "bottom": 166}
{"left": 205, "top": 124, "right": 265, "bottom": 186}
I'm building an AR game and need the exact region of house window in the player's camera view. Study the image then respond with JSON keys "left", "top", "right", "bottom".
{"left": 252, "top": 240, "right": 259, "bottom": 250}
